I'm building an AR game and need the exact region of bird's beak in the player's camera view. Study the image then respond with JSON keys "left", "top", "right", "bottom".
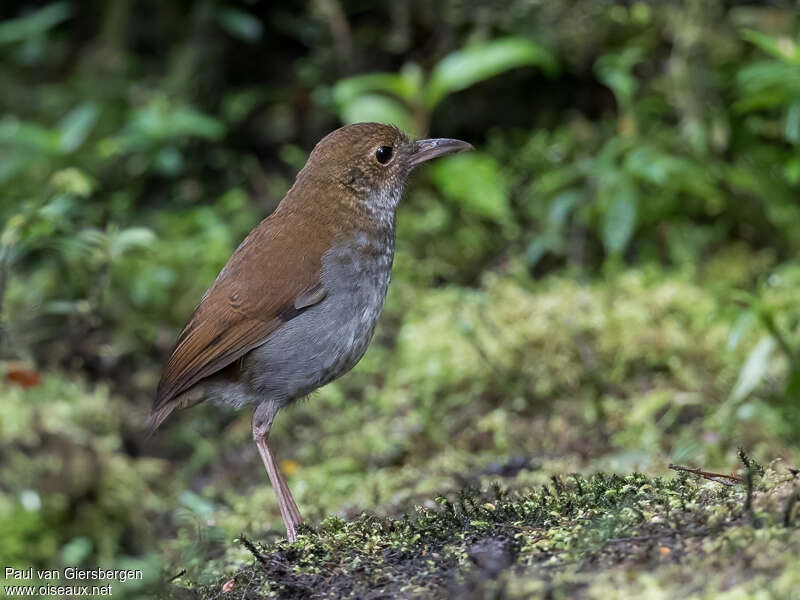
{"left": 409, "top": 137, "right": 473, "bottom": 166}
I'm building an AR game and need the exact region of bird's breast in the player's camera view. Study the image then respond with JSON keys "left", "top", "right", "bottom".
{"left": 317, "top": 230, "right": 395, "bottom": 367}
{"left": 241, "top": 228, "right": 395, "bottom": 406}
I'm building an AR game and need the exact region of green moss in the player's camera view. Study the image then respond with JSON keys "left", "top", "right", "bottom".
{"left": 4, "top": 266, "right": 798, "bottom": 598}
{"left": 149, "top": 267, "right": 799, "bottom": 589}
{"left": 167, "top": 463, "right": 798, "bottom": 599}
{"left": 0, "top": 374, "right": 165, "bottom": 596}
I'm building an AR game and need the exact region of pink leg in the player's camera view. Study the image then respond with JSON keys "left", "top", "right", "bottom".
{"left": 253, "top": 402, "right": 303, "bottom": 541}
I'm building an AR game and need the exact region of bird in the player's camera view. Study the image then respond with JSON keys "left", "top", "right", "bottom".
{"left": 149, "top": 122, "right": 472, "bottom": 541}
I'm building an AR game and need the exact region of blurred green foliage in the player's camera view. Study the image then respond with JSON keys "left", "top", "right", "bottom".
{"left": 0, "top": 0, "right": 799, "bottom": 596}
{"left": 333, "top": 37, "right": 558, "bottom": 135}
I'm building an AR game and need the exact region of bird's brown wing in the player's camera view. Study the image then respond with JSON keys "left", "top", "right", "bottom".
{"left": 150, "top": 209, "right": 331, "bottom": 430}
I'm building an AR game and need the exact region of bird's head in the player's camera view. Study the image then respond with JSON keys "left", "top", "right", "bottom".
{"left": 297, "top": 122, "right": 472, "bottom": 214}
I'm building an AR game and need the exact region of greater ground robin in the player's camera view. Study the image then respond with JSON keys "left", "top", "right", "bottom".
{"left": 149, "top": 123, "right": 472, "bottom": 541}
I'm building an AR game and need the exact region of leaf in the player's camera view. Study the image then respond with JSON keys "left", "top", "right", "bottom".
{"left": 221, "top": 88, "right": 270, "bottom": 122}
{"left": 524, "top": 190, "right": 581, "bottom": 267}
{"left": 0, "top": 2, "right": 73, "bottom": 45}
{"left": 784, "top": 156, "right": 800, "bottom": 184}
{"left": 399, "top": 62, "right": 424, "bottom": 100}
{"left": 624, "top": 145, "right": 716, "bottom": 198}
{"left": 180, "top": 490, "right": 215, "bottom": 519}
{"left": 167, "top": 106, "right": 226, "bottom": 140}
{"left": 0, "top": 117, "right": 60, "bottom": 153}
{"left": 531, "top": 165, "right": 581, "bottom": 197}
{"left": 60, "top": 537, "right": 93, "bottom": 565}
{"left": 121, "top": 101, "right": 226, "bottom": 148}
{"left": 0, "top": 155, "right": 31, "bottom": 183}
{"left": 594, "top": 48, "right": 644, "bottom": 107}
{"left": 58, "top": 102, "right": 98, "bottom": 153}
{"left": 601, "top": 181, "right": 637, "bottom": 255}
{"left": 425, "top": 37, "right": 558, "bottom": 109}
{"left": 337, "top": 94, "right": 415, "bottom": 134}
{"left": 728, "top": 310, "right": 756, "bottom": 351}
{"left": 154, "top": 146, "right": 184, "bottom": 176}
{"left": 730, "top": 335, "right": 776, "bottom": 402}
{"left": 525, "top": 232, "right": 559, "bottom": 268}
{"left": 548, "top": 189, "right": 583, "bottom": 228}
{"left": 428, "top": 152, "right": 511, "bottom": 223}
{"left": 785, "top": 100, "right": 800, "bottom": 145}
{"left": 741, "top": 29, "right": 800, "bottom": 65}
{"left": 111, "top": 227, "right": 156, "bottom": 257}
{"left": 50, "top": 167, "right": 96, "bottom": 197}
{"left": 735, "top": 61, "right": 800, "bottom": 112}
{"left": 785, "top": 368, "right": 800, "bottom": 400}
{"left": 217, "top": 7, "right": 262, "bottom": 43}
{"left": 333, "top": 73, "right": 413, "bottom": 107}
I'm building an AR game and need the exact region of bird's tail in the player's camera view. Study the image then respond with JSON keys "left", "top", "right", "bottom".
{"left": 145, "top": 387, "right": 204, "bottom": 438}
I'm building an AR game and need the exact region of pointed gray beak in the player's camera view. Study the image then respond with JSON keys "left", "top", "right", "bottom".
{"left": 409, "top": 137, "right": 473, "bottom": 166}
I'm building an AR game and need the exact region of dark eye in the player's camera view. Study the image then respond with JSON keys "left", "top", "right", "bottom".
{"left": 375, "top": 146, "right": 393, "bottom": 164}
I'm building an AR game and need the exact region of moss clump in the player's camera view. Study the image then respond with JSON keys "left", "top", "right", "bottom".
{"left": 166, "top": 461, "right": 799, "bottom": 599}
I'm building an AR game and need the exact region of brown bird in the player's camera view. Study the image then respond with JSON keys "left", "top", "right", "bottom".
{"left": 149, "top": 122, "right": 472, "bottom": 541}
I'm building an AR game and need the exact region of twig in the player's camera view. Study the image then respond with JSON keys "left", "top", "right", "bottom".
{"left": 168, "top": 569, "right": 186, "bottom": 583}
{"left": 238, "top": 535, "right": 267, "bottom": 565}
{"left": 668, "top": 464, "right": 743, "bottom": 486}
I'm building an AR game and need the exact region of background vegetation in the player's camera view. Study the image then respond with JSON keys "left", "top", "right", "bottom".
{"left": 0, "top": 1, "right": 798, "bottom": 598}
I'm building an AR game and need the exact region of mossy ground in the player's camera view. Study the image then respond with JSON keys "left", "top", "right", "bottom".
{"left": 166, "top": 459, "right": 799, "bottom": 599}
{"left": 3, "top": 264, "right": 799, "bottom": 599}
{"left": 153, "top": 264, "right": 800, "bottom": 598}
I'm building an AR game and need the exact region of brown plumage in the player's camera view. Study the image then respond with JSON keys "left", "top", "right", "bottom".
{"left": 150, "top": 200, "right": 333, "bottom": 431}
{"left": 149, "top": 123, "right": 472, "bottom": 541}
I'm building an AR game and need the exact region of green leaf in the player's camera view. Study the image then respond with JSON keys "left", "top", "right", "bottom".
{"left": 785, "top": 368, "right": 800, "bottom": 400}
{"left": 121, "top": 101, "right": 226, "bottom": 148}
{"left": 428, "top": 152, "right": 511, "bottom": 223}
{"left": 58, "top": 102, "right": 98, "bottom": 153}
{"left": 50, "top": 167, "right": 96, "bottom": 197}
{"left": 0, "top": 154, "right": 30, "bottom": 183}
{"left": 0, "top": 2, "right": 72, "bottom": 45}
{"left": 154, "top": 146, "right": 184, "bottom": 176}
{"left": 548, "top": 189, "right": 583, "bottom": 228}
{"left": 221, "top": 88, "right": 270, "bottom": 122}
{"left": 0, "top": 117, "right": 60, "bottom": 153}
{"left": 333, "top": 72, "right": 413, "bottom": 107}
{"left": 741, "top": 29, "right": 800, "bottom": 65}
{"left": 60, "top": 537, "right": 93, "bottom": 565}
{"left": 594, "top": 48, "right": 644, "bottom": 107}
{"left": 728, "top": 310, "right": 756, "bottom": 351}
{"left": 167, "top": 106, "right": 226, "bottom": 140}
{"left": 601, "top": 182, "right": 637, "bottom": 255}
{"left": 399, "top": 62, "right": 424, "bottom": 100}
{"left": 735, "top": 61, "right": 800, "bottom": 112}
{"left": 623, "top": 145, "right": 716, "bottom": 198}
{"left": 111, "top": 227, "right": 156, "bottom": 257}
{"left": 785, "top": 100, "right": 800, "bottom": 145}
{"left": 179, "top": 491, "right": 215, "bottom": 519}
{"left": 525, "top": 232, "right": 559, "bottom": 268}
{"left": 425, "top": 37, "right": 558, "bottom": 109}
{"left": 730, "top": 335, "right": 776, "bottom": 402}
{"left": 784, "top": 156, "right": 800, "bottom": 184}
{"left": 337, "top": 94, "right": 415, "bottom": 134}
{"left": 217, "top": 7, "right": 262, "bottom": 43}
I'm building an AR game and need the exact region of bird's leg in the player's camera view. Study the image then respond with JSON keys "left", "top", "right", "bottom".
{"left": 252, "top": 401, "right": 303, "bottom": 542}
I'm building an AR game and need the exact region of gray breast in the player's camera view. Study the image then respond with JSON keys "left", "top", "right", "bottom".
{"left": 218, "top": 229, "right": 395, "bottom": 409}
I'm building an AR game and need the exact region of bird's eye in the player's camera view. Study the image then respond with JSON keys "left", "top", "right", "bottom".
{"left": 375, "top": 146, "right": 393, "bottom": 164}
